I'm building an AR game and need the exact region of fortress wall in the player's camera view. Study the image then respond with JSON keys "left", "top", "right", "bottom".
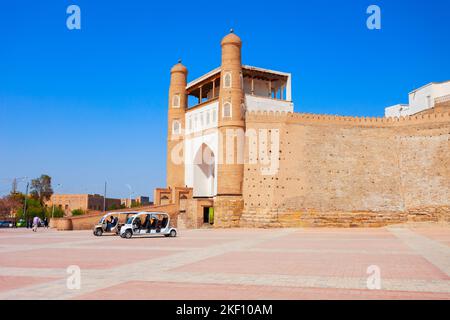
{"left": 397, "top": 123, "right": 450, "bottom": 214}
{"left": 241, "top": 111, "right": 450, "bottom": 227}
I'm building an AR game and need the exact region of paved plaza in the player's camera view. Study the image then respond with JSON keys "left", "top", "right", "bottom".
{"left": 0, "top": 224, "right": 449, "bottom": 300}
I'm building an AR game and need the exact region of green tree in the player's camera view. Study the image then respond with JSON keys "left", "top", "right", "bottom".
{"left": 108, "top": 204, "right": 119, "bottom": 210}
{"left": 45, "top": 206, "right": 65, "bottom": 218}
{"left": 30, "top": 174, "right": 53, "bottom": 205}
{"left": 130, "top": 201, "right": 141, "bottom": 208}
{"left": 16, "top": 198, "right": 45, "bottom": 219}
{"left": 71, "top": 209, "right": 85, "bottom": 216}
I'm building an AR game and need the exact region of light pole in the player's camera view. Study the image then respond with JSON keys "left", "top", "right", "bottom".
{"left": 125, "top": 184, "right": 134, "bottom": 208}
{"left": 12, "top": 176, "right": 27, "bottom": 227}
{"left": 23, "top": 181, "right": 29, "bottom": 225}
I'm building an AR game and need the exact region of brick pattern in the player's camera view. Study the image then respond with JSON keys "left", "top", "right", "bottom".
{"left": 0, "top": 226, "right": 449, "bottom": 300}
{"left": 213, "top": 196, "right": 244, "bottom": 228}
{"left": 241, "top": 112, "right": 450, "bottom": 227}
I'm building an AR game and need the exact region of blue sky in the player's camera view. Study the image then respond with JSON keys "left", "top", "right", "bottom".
{"left": 0, "top": 0, "right": 449, "bottom": 198}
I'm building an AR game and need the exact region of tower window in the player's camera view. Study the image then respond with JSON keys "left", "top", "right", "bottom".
{"left": 223, "top": 102, "right": 232, "bottom": 118}
{"left": 172, "top": 94, "right": 180, "bottom": 108}
{"left": 172, "top": 119, "right": 181, "bottom": 135}
{"left": 223, "top": 72, "right": 232, "bottom": 88}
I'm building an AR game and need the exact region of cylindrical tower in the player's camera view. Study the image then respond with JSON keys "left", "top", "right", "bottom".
{"left": 217, "top": 30, "right": 245, "bottom": 196}
{"left": 166, "top": 60, "right": 188, "bottom": 189}
{"left": 214, "top": 30, "right": 245, "bottom": 228}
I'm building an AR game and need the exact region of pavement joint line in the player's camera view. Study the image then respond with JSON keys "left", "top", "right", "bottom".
{"left": 388, "top": 227, "right": 450, "bottom": 277}
{"left": 0, "top": 228, "right": 297, "bottom": 299}
{"left": 0, "top": 245, "right": 416, "bottom": 256}
{"left": 1, "top": 227, "right": 449, "bottom": 299}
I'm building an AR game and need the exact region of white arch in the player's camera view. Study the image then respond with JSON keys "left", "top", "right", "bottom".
{"left": 193, "top": 143, "right": 215, "bottom": 197}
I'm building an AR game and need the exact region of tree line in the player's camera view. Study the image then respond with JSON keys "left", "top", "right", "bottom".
{"left": 0, "top": 174, "right": 64, "bottom": 220}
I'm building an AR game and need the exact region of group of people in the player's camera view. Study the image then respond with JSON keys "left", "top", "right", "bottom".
{"left": 139, "top": 215, "right": 167, "bottom": 232}
{"left": 26, "top": 217, "right": 49, "bottom": 231}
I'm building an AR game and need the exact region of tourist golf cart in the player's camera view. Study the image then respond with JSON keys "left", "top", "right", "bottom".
{"left": 93, "top": 212, "right": 137, "bottom": 236}
{"left": 119, "top": 212, "right": 177, "bottom": 239}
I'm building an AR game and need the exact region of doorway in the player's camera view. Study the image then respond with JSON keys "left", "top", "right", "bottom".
{"left": 203, "top": 207, "right": 214, "bottom": 225}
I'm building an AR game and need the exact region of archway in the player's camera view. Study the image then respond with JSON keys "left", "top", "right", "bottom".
{"left": 160, "top": 195, "right": 170, "bottom": 205}
{"left": 193, "top": 143, "right": 215, "bottom": 197}
{"left": 179, "top": 194, "right": 188, "bottom": 211}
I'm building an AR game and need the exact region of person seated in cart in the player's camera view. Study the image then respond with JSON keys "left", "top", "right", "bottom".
{"left": 106, "top": 216, "right": 115, "bottom": 231}
{"left": 142, "top": 214, "right": 150, "bottom": 230}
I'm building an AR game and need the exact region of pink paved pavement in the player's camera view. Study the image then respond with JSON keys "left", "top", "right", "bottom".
{"left": 0, "top": 224, "right": 449, "bottom": 300}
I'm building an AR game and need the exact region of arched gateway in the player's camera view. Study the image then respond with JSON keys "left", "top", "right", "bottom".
{"left": 193, "top": 143, "right": 215, "bottom": 197}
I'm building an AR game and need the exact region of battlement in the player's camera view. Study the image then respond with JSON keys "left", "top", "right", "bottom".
{"left": 246, "top": 110, "right": 450, "bottom": 127}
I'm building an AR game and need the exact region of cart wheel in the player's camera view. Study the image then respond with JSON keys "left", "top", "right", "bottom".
{"left": 124, "top": 230, "right": 132, "bottom": 239}
{"left": 95, "top": 228, "right": 103, "bottom": 236}
{"left": 170, "top": 230, "right": 177, "bottom": 238}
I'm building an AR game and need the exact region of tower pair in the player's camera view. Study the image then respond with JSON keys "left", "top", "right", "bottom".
{"left": 166, "top": 30, "right": 245, "bottom": 198}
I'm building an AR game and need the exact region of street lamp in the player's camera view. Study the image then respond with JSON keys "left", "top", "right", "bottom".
{"left": 125, "top": 184, "right": 134, "bottom": 208}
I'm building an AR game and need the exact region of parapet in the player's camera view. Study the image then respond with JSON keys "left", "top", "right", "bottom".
{"left": 245, "top": 110, "right": 450, "bottom": 127}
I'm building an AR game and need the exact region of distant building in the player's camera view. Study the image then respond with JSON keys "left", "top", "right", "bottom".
{"left": 385, "top": 81, "right": 450, "bottom": 117}
{"left": 120, "top": 196, "right": 152, "bottom": 208}
{"left": 46, "top": 194, "right": 121, "bottom": 215}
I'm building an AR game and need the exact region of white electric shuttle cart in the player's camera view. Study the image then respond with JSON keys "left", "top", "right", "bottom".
{"left": 119, "top": 212, "right": 177, "bottom": 239}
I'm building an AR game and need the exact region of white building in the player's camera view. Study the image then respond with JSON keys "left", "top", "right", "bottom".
{"left": 385, "top": 81, "right": 450, "bottom": 117}
{"left": 183, "top": 65, "right": 293, "bottom": 197}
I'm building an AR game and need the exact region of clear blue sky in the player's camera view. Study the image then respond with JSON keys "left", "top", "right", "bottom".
{"left": 0, "top": 0, "right": 449, "bottom": 198}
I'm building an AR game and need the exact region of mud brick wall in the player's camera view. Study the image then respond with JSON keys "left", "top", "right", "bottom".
{"left": 240, "top": 111, "right": 450, "bottom": 227}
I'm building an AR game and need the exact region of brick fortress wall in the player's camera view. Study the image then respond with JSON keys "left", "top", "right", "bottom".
{"left": 240, "top": 111, "right": 450, "bottom": 227}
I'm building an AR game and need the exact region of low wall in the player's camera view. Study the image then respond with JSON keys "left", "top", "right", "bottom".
{"left": 240, "top": 210, "right": 407, "bottom": 228}
{"left": 51, "top": 204, "right": 178, "bottom": 231}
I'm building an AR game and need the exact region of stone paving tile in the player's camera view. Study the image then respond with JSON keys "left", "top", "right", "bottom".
{"left": 409, "top": 227, "right": 450, "bottom": 247}
{"left": 0, "top": 226, "right": 449, "bottom": 299}
{"left": 255, "top": 238, "right": 412, "bottom": 252}
{"left": 0, "top": 248, "right": 179, "bottom": 269}
{"left": 389, "top": 227, "right": 450, "bottom": 277}
{"left": 292, "top": 228, "right": 398, "bottom": 239}
{"left": 0, "top": 275, "right": 60, "bottom": 293}
{"left": 99, "top": 237, "right": 233, "bottom": 248}
{"left": 171, "top": 251, "right": 449, "bottom": 280}
{"left": 0, "top": 237, "right": 82, "bottom": 245}
{"left": 73, "top": 281, "right": 450, "bottom": 300}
